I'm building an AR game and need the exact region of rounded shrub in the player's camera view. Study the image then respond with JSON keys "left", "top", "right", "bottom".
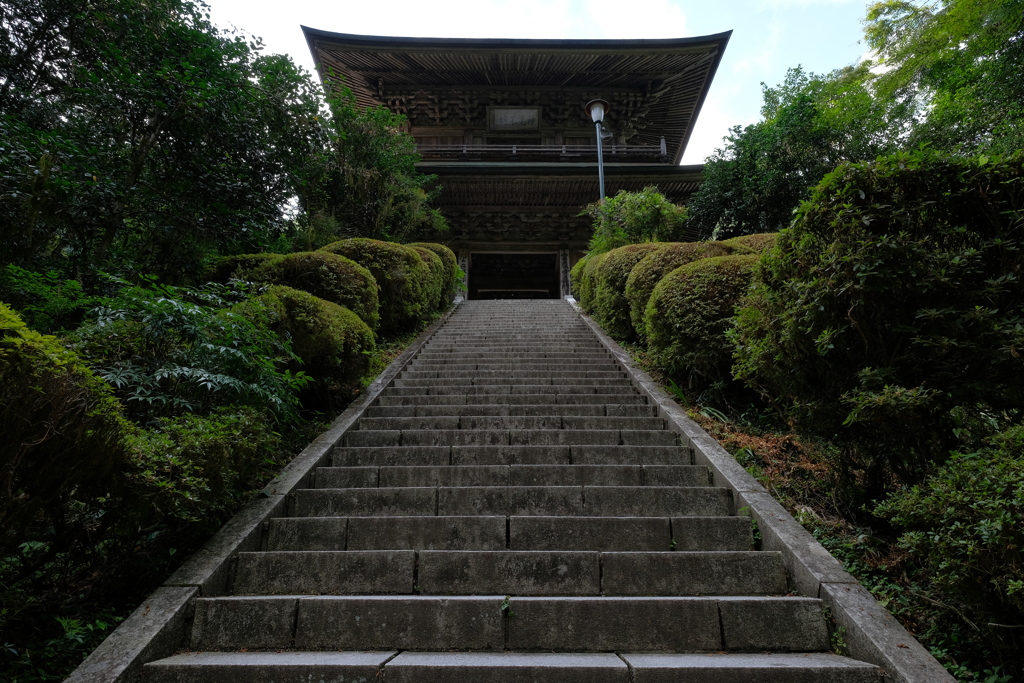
{"left": 576, "top": 252, "right": 608, "bottom": 312}
{"left": 255, "top": 251, "right": 379, "bottom": 331}
{"left": 320, "top": 238, "right": 430, "bottom": 334}
{"left": 624, "top": 241, "right": 735, "bottom": 340}
{"left": 592, "top": 243, "right": 662, "bottom": 340}
{"left": 570, "top": 255, "right": 590, "bottom": 301}
{"left": 732, "top": 150, "right": 1024, "bottom": 489}
{"left": 721, "top": 232, "right": 779, "bottom": 254}
{"left": 204, "top": 253, "right": 284, "bottom": 284}
{"left": 645, "top": 254, "right": 759, "bottom": 386}
{"left": 232, "top": 285, "right": 374, "bottom": 392}
{"left": 0, "top": 302, "right": 131, "bottom": 545}
{"left": 877, "top": 425, "right": 1024, "bottom": 629}
{"left": 408, "top": 242, "right": 458, "bottom": 309}
{"left": 410, "top": 246, "right": 445, "bottom": 316}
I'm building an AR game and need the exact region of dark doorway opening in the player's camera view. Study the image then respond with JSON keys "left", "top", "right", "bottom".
{"left": 468, "top": 252, "right": 560, "bottom": 300}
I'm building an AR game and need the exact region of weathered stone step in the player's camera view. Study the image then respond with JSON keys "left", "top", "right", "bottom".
{"left": 406, "top": 361, "right": 622, "bottom": 370}
{"left": 343, "top": 428, "right": 676, "bottom": 447}
{"left": 187, "top": 595, "right": 829, "bottom": 652}
{"left": 314, "top": 464, "right": 707, "bottom": 488}
{"left": 401, "top": 369, "right": 624, "bottom": 379}
{"left": 383, "top": 384, "right": 640, "bottom": 396}
{"left": 231, "top": 550, "right": 785, "bottom": 596}
{"left": 291, "top": 486, "right": 731, "bottom": 517}
{"left": 355, "top": 416, "right": 665, "bottom": 431}
{"left": 267, "top": 515, "right": 752, "bottom": 552}
{"left": 332, "top": 445, "right": 690, "bottom": 467}
{"left": 392, "top": 377, "right": 633, "bottom": 388}
{"left": 365, "top": 403, "right": 657, "bottom": 418}
{"left": 376, "top": 392, "right": 646, "bottom": 405}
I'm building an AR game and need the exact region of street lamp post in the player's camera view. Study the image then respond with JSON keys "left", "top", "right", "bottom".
{"left": 585, "top": 99, "right": 610, "bottom": 201}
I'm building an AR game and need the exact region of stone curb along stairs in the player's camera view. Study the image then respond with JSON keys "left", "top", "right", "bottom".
{"left": 67, "top": 299, "right": 953, "bottom": 683}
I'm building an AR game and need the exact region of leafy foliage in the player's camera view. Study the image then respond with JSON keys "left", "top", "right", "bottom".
{"left": 721, "top": 232, "right": 779, "bottom": 255}
{"left": 319, "top": 239, "right": 428, "bottom": 334}
{"left": 732, "top": 150, "right": 1024, "bottom": 493}
{"left": 0, "top": 265, "right": 104, "bottom": 333}
{"left": 70, "top": 279, "right": 310, "bottom": 424}
{"left": 877, "top": 425, "right": 1024, "bottom": 640}
{"left": 645, "top": 254, "right": 759, "bottom": 387}
{"left": 203, "top": 253, "right": 285, "bottom": 285}
{"left": 255, "top": 251, "right": 379, "bottom": 331}
{"left": 408, "top": 242, "right": 458, "bottom": 309}
{"left": 0, "top": 302, "right": 131, "bottom": 553}
{"left": 590, "top": 243, "right": 662, "bottom": 340}
{"left": 624, "top": 241, "right": 735, "bottom": 340}
{"left": 582, "top": 187, "right": 689, "bottom": 254}
{"left": 685, "top": 67, "right": 911, "bottom": 239}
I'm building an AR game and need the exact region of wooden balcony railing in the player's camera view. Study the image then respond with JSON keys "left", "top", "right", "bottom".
{"left": 416, "top": 142, "right": 670, "bottom": 163}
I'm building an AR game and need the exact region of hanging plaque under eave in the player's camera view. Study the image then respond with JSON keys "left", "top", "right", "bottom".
{"left": 488, "top": 107, "right": 540, "bottom": 130}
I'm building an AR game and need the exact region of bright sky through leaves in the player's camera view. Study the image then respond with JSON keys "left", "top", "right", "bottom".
{"left": 203, "top": 0, "right": 870, "bottom": 164}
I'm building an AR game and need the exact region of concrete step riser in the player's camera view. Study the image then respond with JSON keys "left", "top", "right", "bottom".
{"left": 230, "top": 550, "right": 787, "bottom": 596}
{"left": 332, "top": 445, "right": 692, "bottom": 467}
{"left": 187, "top": 595, "right": 829, "bottom": 653}
{"left": 289, "top": 486, "right": 732, "bottom": 518}
{"left": 342, "top": 429, "right": 677, "bottom": 448}
{"left": 375, "top": 394, "right": 648, "bottom": 406}
{"left": 383, "top": 386, "right": 641, "bottom": 397}
{"left": 266, "top": 516, "right": 753, "bottom": 552}
{"left": 365, "top": 404, "right": 658, "bottom": 418}
{"left": 355, "top": 416, "right": 666, "bottom": 431}
{"left": 314, "top": 465, "right": 708, "bottom": 488}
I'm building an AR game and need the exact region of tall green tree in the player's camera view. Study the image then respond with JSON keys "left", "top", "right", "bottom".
{"left": 686, "top": 66, "right": 910, "bottom": 239}
{"left": 865, "top": 0, "right": 1024, "bottom": 155}
{"left": 0, "top": 0, "right": 325, "bottom": 280}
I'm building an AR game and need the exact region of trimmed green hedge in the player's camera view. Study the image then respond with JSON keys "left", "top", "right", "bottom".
{"left": 570, "top": 255, "right": 590, "bottom": 301}
{"left": 591, "top": 243, "right": 662, "bottom": 340}
{"left": 721, "top": 232, "right": 779, "bottom": 254}
{"left": 645, "top": 254, "right": 759, "bottom": 386}
{"left": 1, "top": 302, "right": 131, "bottom": 546}
{"left": 732, "top": 150, "right": 1024, "bottom": 488}
{"left": 255, "top": 251, "right": 379, "bottom": 331}
{"left": 320, "top": 238, "right": 430, "bottom": 334}
{"left": 575, "top": 252, "right": 608, "bottom": 312}
{"left": 410, "top": 246, "right": 445, "bottom": 315}
{"left": 408, "top": 242, "right": 458, "bottom": 309}
{"left": 204, "top": 253, "right": 284, "bottom": 284}
{"left": 232, "top": 285, "right": 374, "bottom": 391}
{"left": 625, "top": 241, "right": 735, "bottom": 341}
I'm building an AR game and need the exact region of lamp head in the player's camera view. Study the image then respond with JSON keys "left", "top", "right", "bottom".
{"left": 584, "top": 99, "right": 610, "bottom": 124}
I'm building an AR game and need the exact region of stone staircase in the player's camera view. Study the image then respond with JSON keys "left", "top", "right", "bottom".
{"left": 143, "top": 300, "right": 882, "bottom": 682}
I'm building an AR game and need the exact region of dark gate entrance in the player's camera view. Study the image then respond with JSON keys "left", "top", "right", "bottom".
{"left": 468, "top": 252, "right": 560, "bottom": 300}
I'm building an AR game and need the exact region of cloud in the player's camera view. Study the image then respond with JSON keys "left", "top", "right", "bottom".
{"left": 570, "top": 0, "right": 688, "bottom": 39}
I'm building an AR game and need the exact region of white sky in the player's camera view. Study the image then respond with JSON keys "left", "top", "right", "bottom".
{"left": 203, "top": 0, "right": 870, "bottom": 164}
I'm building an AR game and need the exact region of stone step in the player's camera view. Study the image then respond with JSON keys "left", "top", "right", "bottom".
{"left": 391, "top": 377, "right": 634, "bottom": 388}
{"left": 187, "top": 595, "right": 829, "bottom": 652}
{"left": 355, "top": 416, "right": 665, "bottom": 431}
{"left": 400, "top": 370, "right": 625, "bottom": 379}
{"left": 332, "top": 445, "right": 690, "bottom": 467}
{"left": 406, "top": 361, "right": 622, "bottom": 371}
{"left": 231, "top": 550, "right": 786, "bottom": 596}
{"left": 375, "top": 392, "right": 647, "bottom": 405}
{"left": 365, "top": 403, "right": 658, "bottom": 418}
{"left": 291, "top": 486, "right": 731, "bottom": 517}
{"left": 343, "top": 429, "right": 676, "bottom": 448}
{"left": 314, "top": 464, "right": 708, "bottom": 488}
{"left": 266, "top": 515, "right": 753, "bottom": 552}
{"left": 383, "top": 384, "right": 640, "bottom": 396}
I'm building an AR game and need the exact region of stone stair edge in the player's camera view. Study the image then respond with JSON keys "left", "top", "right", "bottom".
{"left": 64, "top": 305, "right": 464, "bottom": 683}
{"left": 564, "top": 297, "right": 952, "bottom": 683}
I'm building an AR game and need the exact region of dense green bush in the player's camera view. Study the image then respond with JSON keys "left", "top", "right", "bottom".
{"left": 204, "top": 253, "right": 285, "bottom": 284}
{"left": 591, "top": 243, "right": 662, "bottom": 340}
{"left": 877, "top": 425, "right": 1024, "bottom": 635}
{"left": 70, "top": 281, "right": 309, "bottom": 423}
{"left": 408, "top": 242, "right": 458, "bottom": 308}
{"left": 575, "top": 252, "right": 607, "bottom": 311}
{"left": 319, "top": 239, "right": 427, "bottom": 333}
{"left": 646, "top": 254, "right": 759, "bottom": 386}
{"left": 732, "top": 150, "right": 1024, "bottom": 491}
{"left": 624, "top": 241, "right": 735, "bottom": 340}
{"left": 0, "top": 302, "right": 131, "bottom": 549}
{"left": 721, "top": 232, "right": 779, "bottom": 254}
{"left": 125, "top": 406, "right": 283, "bottom": 524}
{"left": 582, "top": 187, "right": 690, "bottom": 253}
{"left": 256, "top": 250, "right": 379, "bottom": 330}
{"left": 410, "top": 246, "right": 445, "bottom": 314}
{"left": 570, "top": 255, "right": 590, "bottom": 301}
{"left": 232, "top": 285, "right": 374, "bottom": 405}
